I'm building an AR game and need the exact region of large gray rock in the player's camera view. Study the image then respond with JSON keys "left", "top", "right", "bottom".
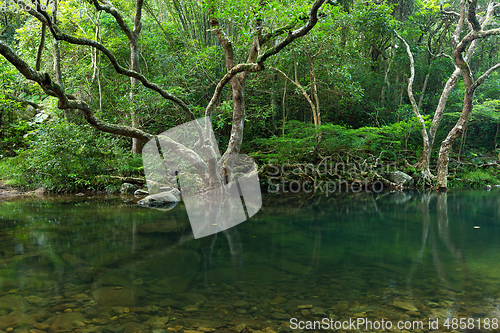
{"left": 381, "top": 171, "right": 414, "bottom": 188}
{"left": 120, "top": 183, "right": 138, "bottom": 195}
{"left": 137, "top": 189, "right": 180, "bottom": 210}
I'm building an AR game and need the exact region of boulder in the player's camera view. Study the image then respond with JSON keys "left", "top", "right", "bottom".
{"left": 151, "top": 276, "right": 190, "bottom": 294}
{"left": 92, "top": 287, "right": 137, "bottom": 307}
{"left": 143, "top": 316, "right": 169, "bottom": 327}
{"left": 120, "top": 183, "right": 138, "bottom": 195}
{"left": 381, "top": 171, "right": 414, "bottom": 188}
{"left": 137, "top": 189, "right": 180, "bottom": 210}
{"left": 0, "top": 311, "right": 35, "bottom": 330}
{"left": 0, "top": 295, "right": 29, "bottom": 313}
{"left": 121, "top": 322, "right": 147, "bottom": 333}
{"left": 393, "top": 300, "right": 418, "bottom": 312}
{"left": 49, "top": 312, "right": 86, "bottom": 332}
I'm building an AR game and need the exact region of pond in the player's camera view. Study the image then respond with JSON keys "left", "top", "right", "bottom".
{"left": 0, "top": 190, "right": 499, "bottom": 333}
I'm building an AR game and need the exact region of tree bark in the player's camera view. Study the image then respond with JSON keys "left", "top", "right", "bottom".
{"left": 130, "top": 0, "right": 143, "bottom": 154}
{"left": 435, "top": 0, "right": 500, "bottom": 190}
{"left": 394, "top": 30, "right": 432, "bottom": 181}
{"left": 1, "top": 0, "right": 326, "bottom": 193}
{"left": 52, "top": 0, "right": 71, "bottom": 122}
{"left": 35, "top": 23, "right": 46, "bottom": 71}
{"left": 416, "top": 0, "right": 498, "bottom": 177}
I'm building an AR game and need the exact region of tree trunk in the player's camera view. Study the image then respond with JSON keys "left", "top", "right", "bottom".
{"left": 130, "top": 38, "right": 142, "bottom": 154}
{"left": 435, "top": 92, "right": 472, "bottom": 190}
{"left": 130, "top": 0, "right": 143, "bottom": 154}
{"left": 435, "top": 0, "right": 500, "bottom": 190}
{"left": 417, "top": 68, "right": 461, "bottom": 173}
{"left": 52, "top": 0, "right": 70, "bottom": 122}
{"left": 35, "top": 23, "right": 46, "bottom": 71}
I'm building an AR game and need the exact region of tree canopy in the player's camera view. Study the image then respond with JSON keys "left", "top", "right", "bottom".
{"left": 0, "top": 0, "right": 499, "bottom": 191}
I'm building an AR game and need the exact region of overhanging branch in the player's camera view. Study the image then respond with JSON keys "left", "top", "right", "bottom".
{"left": 0, "top": 39, "right": 153, "bottom": 142}
{"left": 257, "top": 0, "right": 327, "bottom": 64}
{"left": 23, "top": 0, "right": 197, "bottom": 122}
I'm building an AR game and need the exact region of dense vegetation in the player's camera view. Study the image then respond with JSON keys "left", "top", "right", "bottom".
{"left": 0, "top": 0, "right": 499, "bottom": 192}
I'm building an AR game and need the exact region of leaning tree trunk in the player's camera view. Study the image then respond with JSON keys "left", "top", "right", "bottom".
{"left": 416, "top": 68, "right": 461, "bottom": 174}
{"left": 435, "top": 92, "right": 472, "bottom": 190}
{"left": 130, "top": 0, "right": 144, "bottom": 154}
{"left": 52, "top": 0, "right": 70, "bottom": 122}
{"left": 130, "top": 37, "right": 142, "bottom": 154}
{"left": 435, "top": 0, "right": 500, "bottom": 190}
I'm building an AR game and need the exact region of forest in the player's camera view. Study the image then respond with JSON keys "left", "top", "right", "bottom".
{"left": 0, "top": 0, "right": 499, "bottom": 193}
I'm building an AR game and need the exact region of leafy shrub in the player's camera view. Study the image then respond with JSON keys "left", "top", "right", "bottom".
{"left": 440, "top": 99, "right": 500, "bottom": 151}
{"left": 250, "top": 117, "right": 427, "bottom": 164}
{"left": 0, "top": 120, "right": 140, "bottom": 192}
{"left": 460, "top": 169, "right": 500, "bottom": 188}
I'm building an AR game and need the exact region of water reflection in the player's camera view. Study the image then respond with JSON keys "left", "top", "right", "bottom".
{"left": 0, "top": 191, "right": 498, "bottom": 332}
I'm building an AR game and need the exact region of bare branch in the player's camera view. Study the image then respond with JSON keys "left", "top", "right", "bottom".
{"left": 3, "top": 93, "right": 40, "bottom": 109}
{"left": 393, "top": 30, "right": 428, "bottom": 136}
{"left": 471, "top": 62, "right": 500, "bottom": 90}
{"left": 90, "top": 0, "right": 134, "bottom": 42}
{"left": 208, "top": 17, "right": 235, "bottom": 71}
{"left": 451, "top": 0, "right": 467, "bottom": 48}
{"left": 204, "top": 63, "right": 264, "bottom": 118}
{"left": 35, "top": 23, "right": 46, "bottom": 71}
{"left": 23, "top": 0, "right": 198, "bottom": 122}
{"left": 257, "top": 0, "right": 327, "bottom": 64}
{"left": 467, "top": 0, "right": 481, "bottom": 31}
{"left": 0, "top": 39, "right": 153, "bottom": 142}
{"left": 133, "top": 0, "right": 144, "bottom": 35}
{"left": 440, "top": 4, "right": 460, "bottom": 18}
{"left": 259, "top": 18, "right": 305, "bottom": 45}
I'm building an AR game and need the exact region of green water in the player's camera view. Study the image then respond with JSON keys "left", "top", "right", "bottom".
{"left": 0, "top": 190, "right": 499, "bottom": 332}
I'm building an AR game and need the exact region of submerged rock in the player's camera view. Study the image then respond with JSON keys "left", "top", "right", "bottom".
{"left": 0, "top": 295, "right": 29, "bottom": 312}
{"left": 49, "top": 312, "right": 86, "bottom": 332}
{"left": 0, "top": 311, "right": 35, "bottom": 330}
{"left": 175, "top": 292, "right": 207, "bottom": 305}
{"left": 137, "top": 189, "right": 180, "bottom": 210}
{"left": 393, "top": 300, "right": 418, "bottom": 312}
{"left": 93, "top": 287, "right": 137, "bottom": 307}
{"left": 143, "top": 316, "right": 169, "bottom": 327}
{"left": 121, "top": 322, "right": 147, "bottom": 333}
{"left": 153, "top": 276, "right": 191, "bottom": 294}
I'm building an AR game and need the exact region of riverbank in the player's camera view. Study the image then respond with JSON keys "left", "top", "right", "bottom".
{"left": 0, "top": 181, "right": 45, "bottom": 199}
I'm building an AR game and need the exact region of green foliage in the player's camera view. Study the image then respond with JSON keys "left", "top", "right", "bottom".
{"left": 250, "top": 117, "right": 427, "bottom": 164}
{"left": 440, "top": 99, "right": 500, "bottom": 151}
{"left": 459, "top": 169, "right": 500, "bottom": 188}
{"left": 0, "top": 120, "right": 139, "bottom": 192}
{"left": 0, "top": 120, "right": 31, "bottom": 153}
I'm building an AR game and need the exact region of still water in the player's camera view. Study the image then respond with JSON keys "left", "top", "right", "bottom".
{"left": 0, "top": 190, "right": 499, "bottom": 333}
